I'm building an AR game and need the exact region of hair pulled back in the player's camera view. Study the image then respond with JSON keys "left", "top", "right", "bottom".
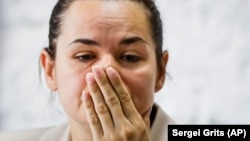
{"left": 47, "top": 0, "right": 163, "bottom": 70}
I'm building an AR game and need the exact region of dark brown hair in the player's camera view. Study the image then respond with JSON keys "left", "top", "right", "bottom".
{"left": 47, "top": 0, "right": 164, "bottom": 71}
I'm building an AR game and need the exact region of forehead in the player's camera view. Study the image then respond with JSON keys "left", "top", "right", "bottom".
{"left": 62, "top": 0, "right": 151, "bottom": 32}
{"left": 66, "top": 0, "right": 149, "bottom": 19}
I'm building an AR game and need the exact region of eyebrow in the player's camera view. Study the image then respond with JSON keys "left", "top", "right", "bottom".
{"left": 119, "top": 36, "right": 148, "bottom": 46}
{"left": 68, "top": 36, "right": 148, "bottom": 47}
{"left": 68, "top": 39, "right": 99, "bottom": 46}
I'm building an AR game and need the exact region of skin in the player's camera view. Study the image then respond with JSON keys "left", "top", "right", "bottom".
{"left": 40, "top": 0, "right": 168, "bottom": 141}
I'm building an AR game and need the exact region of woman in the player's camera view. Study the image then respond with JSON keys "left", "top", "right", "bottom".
{"left": 0, "top": 0, "right": 174, "bottom": 140}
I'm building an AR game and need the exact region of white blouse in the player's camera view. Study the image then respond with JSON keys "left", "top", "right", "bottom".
{"left": 0, "top": 104, "right": 175, "bottom": 141}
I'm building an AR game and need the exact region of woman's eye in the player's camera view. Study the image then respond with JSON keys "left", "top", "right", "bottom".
{"left": 76, "top": 54, "right": 96, "bottom": 62}
{"left": 120, "top": 54, "right": 141, "bottom": 63}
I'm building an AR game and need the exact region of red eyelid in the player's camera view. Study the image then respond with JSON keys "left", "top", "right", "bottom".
{"left": 75, "top": 51, "right": 95, "bottom": 56}
{"left": 123, "top": 52, "right": 139, "bottom": 55}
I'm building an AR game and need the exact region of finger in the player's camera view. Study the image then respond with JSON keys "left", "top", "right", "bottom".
{"left": 106, "top": 67, "right": 141, "bottom": 121}
{"left": 92, "top": 66, "right": 125, "bottom": 122}
{"left": 82, "top": 90, "right": 102, "bottom": 139}
{"left": 86, "top": 73, "right": 114, "bottom": 133}
{"left": 142, "top": 107, "right": 152, "bottom": 130}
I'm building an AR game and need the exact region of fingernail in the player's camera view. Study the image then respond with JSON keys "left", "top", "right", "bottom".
{"left": 92, "top": 66, "right": 102, "bottom": 76}
{"left": 86, "top": 73, "right": 95, "bottom": 84}
{"left": 106, "top": 67, "right": 117, "bottom": 78}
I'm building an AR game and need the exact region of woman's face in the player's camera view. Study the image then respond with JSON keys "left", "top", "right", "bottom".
{"left": 42, "top": 0, "right": 167, "bottom": 124}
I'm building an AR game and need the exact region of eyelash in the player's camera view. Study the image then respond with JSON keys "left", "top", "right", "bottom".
{"left": 75, "top": 54, "right": 96, "bottom": 62}
{"left": 120, "top": 54, "right": 141, "bottom": 63}
{"left": 75, "top": 53, "right": 141, "bottom": 63}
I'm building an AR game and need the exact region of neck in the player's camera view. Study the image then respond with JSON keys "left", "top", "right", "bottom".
{"left": 69, "top": 119, "right": 93, "bottom": 141}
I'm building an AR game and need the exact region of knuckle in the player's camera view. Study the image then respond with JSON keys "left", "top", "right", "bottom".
{"left": 91, "top": 88, "right": 100, "bottom": 95}
{"left": 119, "top": 91, "right": 131, "bottom": 103}
{"left": 134, "top": 122, "right": 148, "bottom": 136}
{"left": 137, "top": 125, "right": 148, "bottom": 136}
{"left": 107, "top": 96, "right": 119, "bottom": 106}
{"left": 98, "top": 76, "right": 107, "bottom": 85}
{"left": 108, "top": 134, "right": 121, "bottom": 141}
{"left": 88, "top": 114, "right": 99, "bottom": 125}
{"left": 85, "top": 101, "right": 93, "bottom": 109}
{"left": 96, "top": 103, "right": 108, "bottom": 115}
{"left": 121, "top": 126, "right": 135, "bottom": 139}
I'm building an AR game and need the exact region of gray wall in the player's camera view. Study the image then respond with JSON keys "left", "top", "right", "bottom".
{"left": 0, "top": 0, "right": 3, "bottom": 130}
{"left": 0, "top": 0, "right": 250, "bottom": 130}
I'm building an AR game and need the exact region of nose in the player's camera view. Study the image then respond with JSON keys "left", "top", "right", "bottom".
{"left": 97, "top": 55, "right": 118, "bottom": 70}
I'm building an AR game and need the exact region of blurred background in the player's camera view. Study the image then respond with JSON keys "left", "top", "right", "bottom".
{"left": 0, "top": 0, "right": 250, "bottom": 131}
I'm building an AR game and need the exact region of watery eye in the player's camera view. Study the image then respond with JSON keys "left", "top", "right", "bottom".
{"left": 76, "top": 55, "right": 96, "bottom": 62}
{"left": 120, "top": 55, "right": 140, "bottom": 63}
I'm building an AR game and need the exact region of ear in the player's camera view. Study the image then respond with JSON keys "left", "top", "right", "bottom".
{"left": 155, "top": 50, "right": 169, "bottom": 92}
{"left": 40, "top": 49, "right": 57, "bottom": 91}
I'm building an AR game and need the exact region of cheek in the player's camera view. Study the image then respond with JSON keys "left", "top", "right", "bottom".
{"left": 54, "top": 62, "right": 90, "bottom": 120}
{"left": 56, "top": 69, "right": 86, "bottom": 100}
{"left": 121, "top": 67, "right": 157, "bottom": 114}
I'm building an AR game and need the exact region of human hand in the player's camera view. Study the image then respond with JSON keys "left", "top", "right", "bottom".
{"left": 82, "top": 66, "right": 151, "bottom": 141}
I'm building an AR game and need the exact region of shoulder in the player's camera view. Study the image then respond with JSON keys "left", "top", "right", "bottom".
{"left": 0, "top": 123, "right": 70, "bottom": 141}
{"left": 0, "top": 126, "right": 51, "bottom": 141}
{"left": 154, "top": 104, "right": 176, "bottom": 125}
{"left": 151, "top": 104, "right": 176, "bottom": 141}
{"left": 151, "top": 103, "right": 176, "bottom": 127}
